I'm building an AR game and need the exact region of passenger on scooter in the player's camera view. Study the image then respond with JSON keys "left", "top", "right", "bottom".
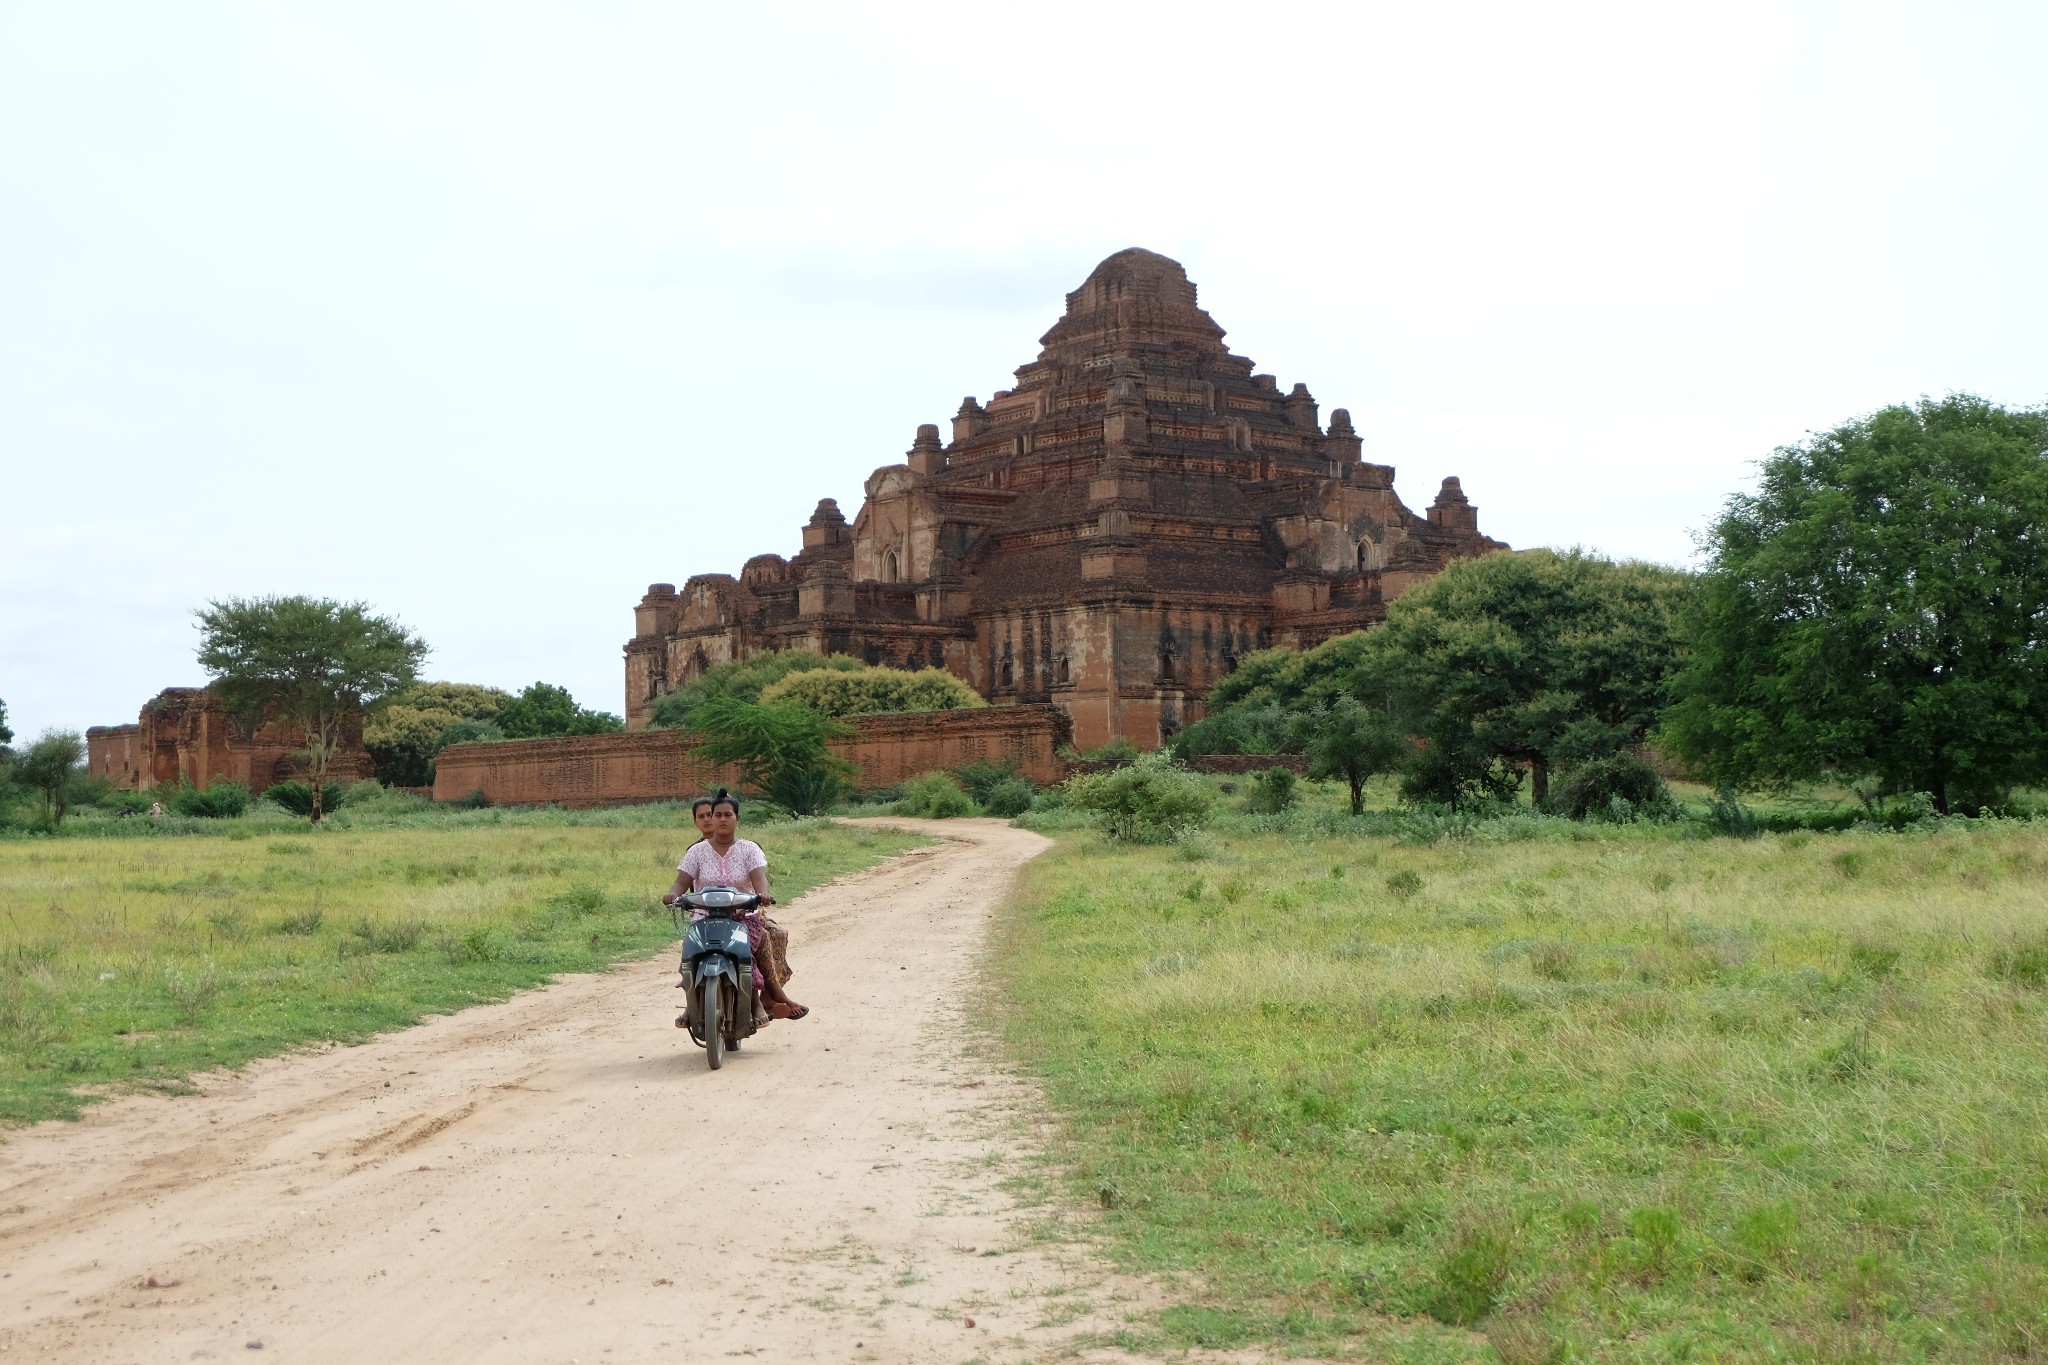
{"left": 661, "top": 789, "right": 809, "bottom": 1023}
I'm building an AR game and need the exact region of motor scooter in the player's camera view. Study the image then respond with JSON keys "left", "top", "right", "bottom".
{"left": 675, "top": 886, "right": 759, "bottom": 1070}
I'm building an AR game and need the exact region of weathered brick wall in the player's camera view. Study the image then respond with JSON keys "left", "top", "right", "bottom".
{"left": 86, "top": 689, "right": 373, "bottom": 793}
{"left": 432, "top": 705, "right": 1070, "bottom": 808}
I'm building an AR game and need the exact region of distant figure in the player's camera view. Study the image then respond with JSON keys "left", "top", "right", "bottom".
{"left": 148, "top": 801, "right": 164, "bottom": 820}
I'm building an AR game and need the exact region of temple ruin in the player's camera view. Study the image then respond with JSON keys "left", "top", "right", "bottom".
{"left": 87, "top": 687, "right": 373, "bottom": 793}
{"left": 626, "top": 249, "right": 1505, "bottom": 748}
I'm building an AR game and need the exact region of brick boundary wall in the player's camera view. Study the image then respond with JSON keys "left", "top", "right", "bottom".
{"left": 431, "top": 705, "right": 1071, "bottom": 808}
{"left": 1067, "top": 753, "right": 1311, "bottom": 776}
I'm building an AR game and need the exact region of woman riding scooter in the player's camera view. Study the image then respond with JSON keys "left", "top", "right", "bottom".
{"left": 661, "top": 789, "right": 809, "bottom": 1026}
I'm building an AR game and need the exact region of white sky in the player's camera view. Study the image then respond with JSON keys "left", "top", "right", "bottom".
{"left": 3, "top": 1, "right": 2044, "bottom": 740}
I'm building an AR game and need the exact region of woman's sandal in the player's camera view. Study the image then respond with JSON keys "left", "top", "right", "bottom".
{"left": 770, "top": 1001, "right": 810, "bottom": 1021}
{"left": 674, "top": 1014, "right": 688, "bottom": 1029}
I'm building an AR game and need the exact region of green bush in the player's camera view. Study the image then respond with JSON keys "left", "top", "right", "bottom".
{"left": 263, "top": 782, "right": 348, "bottom": 817}
{"left": 953, "top": 757, "right": 1022, "bottom": 803}
{"left": 1240, "top": 766, "right": 1299, "bottom": 814}
{"left": 899, "top": 771, "right": 975, "bottom": 818}
{"left": 1064, "top": 751, "right": 1215, "bottom": 842}
{"left": 1546, "top": 753, "right": 1677, "bottom": 821}
{"left": 759, "top": 664, "right": 985, "bottom": 718}
{"left": 169, "top": 779, "right": 252, "bottom": 819}
{"left": 982, "top": 776, "right": 1036, "bottom": 818}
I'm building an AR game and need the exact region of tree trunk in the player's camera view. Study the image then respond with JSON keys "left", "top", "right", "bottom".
{"left": 308, "top": 727, "right": 326, "bottom": 824}
{"left": 1530, "top": 755, "right": 1549, "bottom": 809}
{"left": 1348, "top": 767, "right": 1365, "bottom": 816}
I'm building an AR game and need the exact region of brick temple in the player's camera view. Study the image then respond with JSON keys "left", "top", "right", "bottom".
{"left": 626, "top": 249, "right": 1505, "bottom": 748}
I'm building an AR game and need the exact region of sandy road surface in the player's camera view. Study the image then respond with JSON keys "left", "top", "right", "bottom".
{"left": 0, "top": 819, "right": 1175, "bottom": 1364}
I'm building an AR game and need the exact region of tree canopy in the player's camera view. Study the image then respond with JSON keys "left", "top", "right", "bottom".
{"left": 195, "top": 596, "right": 428, "bottom": 821}
{"left": 1662, "top": 395, "right": 2048, "bottom": 813}
{"left": 362, "top": 682, "right": 511, "bottom": 786}
{"left": 1175, "top": 550, "right": 1690, "bottom": 810}
{"left": 1366, "top": 549, "right": 1691, "bottom": 805}
{"left": 758, "top": 664, "right": 985, "bottom": 718}
{"left": 15, "top": 730, "right": 84, "bottom": 826}
{"left": 496, "top": 682, "right": 623, "bottom": 740}
{"left": 647, "top": 651, "right": 864, "bottom": 731}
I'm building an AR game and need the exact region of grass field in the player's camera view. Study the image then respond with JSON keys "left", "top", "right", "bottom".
{"left": 995, "top": 804, "right": 2048, "bottom": 1362}
{"left": 0, "top": 808, "right": 923, "bottom": 1126}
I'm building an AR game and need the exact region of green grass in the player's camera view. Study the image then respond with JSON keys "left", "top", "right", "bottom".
{"left": 0, "top": 809, "right": 924, "bottom": 1125}
{"left": 994, "top": 805, "right": 2048, "bottom": 1361}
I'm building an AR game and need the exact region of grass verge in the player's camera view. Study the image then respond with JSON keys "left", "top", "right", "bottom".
{"left": 994, "top": 814, "right": 2048, "bottom": 1361}
{"left": 0, "top": 811, "right": 924, "bottom": 1125}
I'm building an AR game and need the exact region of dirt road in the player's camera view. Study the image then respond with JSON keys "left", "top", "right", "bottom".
{"left": 0, "top": 819, "right": 1160, "bottom": 1363}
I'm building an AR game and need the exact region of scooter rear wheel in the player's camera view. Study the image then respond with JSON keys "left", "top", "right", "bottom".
{"left": 702, "top": 975, "right": 724, "bottom": 1071}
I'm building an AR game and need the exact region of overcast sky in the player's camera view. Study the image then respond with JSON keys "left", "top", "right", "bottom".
{"left": 3, "top": 1, "right": 2044, "bottom": 741}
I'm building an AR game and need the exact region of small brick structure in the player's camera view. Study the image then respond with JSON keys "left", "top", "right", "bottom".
{"left": 87, "top": 687, "right": 373, "bottom": 794}
{"left": 430, "top": 705, "right": 1070, "bottom": 808}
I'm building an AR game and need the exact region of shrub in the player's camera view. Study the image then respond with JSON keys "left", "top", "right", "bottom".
{"left": 264, "top": 782, "right": 348, "bottom": 817}
{"left": 446, "top": 788, "right": 492, "bottom": 810}
{"left": 899, "top": 771, "right": 975, "bottom": 818}
{"left": 169, "top": 779, "right": 252, "bottom": 819}
{"left": 1241, "top": 766, "right": 1299, "bottom": 814}
{"left": 1546, "top": 753, "right": 1677, "bottom": 821}
{"left": 759, "top": 664, "right": 985, "bottom": 718}
{"left": 1424, "top": 1220, "right": 1516, "bottom": 1325}
{"left": 953, "top": 757, "right": 1021, "bottom": 803}
{"left": 1077, "top": 736, "right": 1142, "bottom": 764}
{"left": 1170, "top": 701, "right": 1293, "bottom": 758}
{"left": 1064, "top": 751, "right": 1215, "bottom": 842}
{"left": 982, "top": 776, "right": 1036, "bottom": 818}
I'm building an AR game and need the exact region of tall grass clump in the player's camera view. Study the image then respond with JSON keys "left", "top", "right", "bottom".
{"left": 994, "top": 815, "right": 2048, "bottom": 1359}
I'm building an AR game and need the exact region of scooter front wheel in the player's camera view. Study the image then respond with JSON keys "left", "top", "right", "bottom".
{"left": 702, "top": 975, "right": 724, "bottom": 1071}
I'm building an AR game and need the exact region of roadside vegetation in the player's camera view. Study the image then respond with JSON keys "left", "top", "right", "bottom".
{"left": 994, "top": 792, "right": 2048, "bottom": 1361}
{"left": 0, "top": 808, "right": 923, "bottom": 1125}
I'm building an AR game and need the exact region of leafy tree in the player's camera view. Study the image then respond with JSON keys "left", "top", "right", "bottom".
{"left": 648, "top": 651, "right": 865, "bottom": 730}
{"left": 1292, "top": 697, "right": 1408, "bottom": 814}
{"left": 1170, "top": 700, "right": 1293, "bottom": 759}
{"left": 496, "top": 682, "right": 623, "bottom": 739}
{"left": 1663, "top": 396, "right": 2048, "bottom": 814}
{"left": 759, "top": 664, "right": 985, "bottom": 718}
{"left": 363, "top": 682, "right": 510, "bottom": 786}
{"left": 16, "top": 730, "right": 85, "bottom": 825}
{"left": 1366, "top": 549, "right": 1690, "bottom": 806}
{"left": 1397, "top": 723, "right": 1525, "bottom": 810}
{"left": 436, "top": 718, "right": 506, "bottom": 747}
{"left": 687, "top": 696, "right": 853, "bottom": 815}
{"left": 0, "top": 697, "right": 13, "bottom": 754}
{"left": 196, "top": 596, "right": 428, "bottom": 822}
{"left": 1205, "top": 632, "right": 1379, "bottom": 715}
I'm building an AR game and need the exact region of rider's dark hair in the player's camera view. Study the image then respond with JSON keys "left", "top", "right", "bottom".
{"left": 708, "top": 787, "right": 740, "bottom": 816}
